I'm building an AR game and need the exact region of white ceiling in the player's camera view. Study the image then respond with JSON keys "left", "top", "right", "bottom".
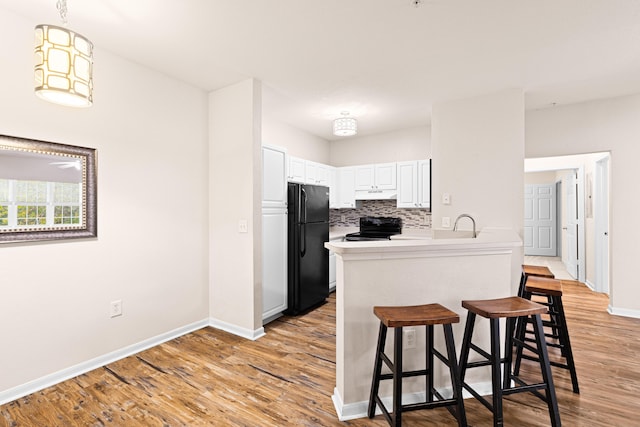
{"left": 2, "top": 0, "right": 640, "bottom": 140}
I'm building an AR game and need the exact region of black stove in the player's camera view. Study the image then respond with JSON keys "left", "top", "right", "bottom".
{"left": 345, "top": 217, "right": 402, "bottom": 241}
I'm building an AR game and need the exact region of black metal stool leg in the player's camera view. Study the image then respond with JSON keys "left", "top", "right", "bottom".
{"left": 503, "top": 317, "right": 517, "bottom": 390}
{"left": 443, "top": 323, "right": 467, "bottom": 427}
{"left": 459, "top": 312, "right": 476, "bottom": 385}
{"left": 368, "top": 321, "right": 387, "bottom": 418}
{"left": 513, "top": 290, "right": 532, "bottom": 377}
{"left": 554, "top": 295, "right": 580, "bottom": 393}
{"left": 392, "top": 327, "right": 403, "bottom": 427}
{"left": 532, "top": 314, "right": 561, "bottom": 427}
{"left": 426, "top": 325, "right": 434, "bottom": 403}
{"left": 490, "top": 318, "right": 504, "bottom": 427}
{"left": 517, "top": 272, "right": 527, "bottom": 297}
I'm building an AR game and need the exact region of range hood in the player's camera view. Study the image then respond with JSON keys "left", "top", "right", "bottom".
{"left": 354, "top": 190, "right": 397, "bottom": 200}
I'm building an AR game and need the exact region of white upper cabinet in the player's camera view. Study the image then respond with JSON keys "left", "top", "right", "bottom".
{"left": 305, "top": 160, "right": 330, "bottom": 186}
{"left": 262, "top": 145, "right": 288, "bottom": 208}
{"left": 338, "top": 167, "right": 357, "bottom": 208}
{"left": 329, "top": 167, "right": 339, "bottom": 209}
{"left": 418, "top": 159, "right": 431, "bottom": 209}
{"left": 355, "top": 163, "right": 397, "bottom": 191}
{"left": 287, "top": 155, "right": 306, "bottom": 183}
{"left": 396, "top": 159, "right": 431, "bottom": 208}
{"left": 396, "top": 161, "right": 418, "bottom": 207}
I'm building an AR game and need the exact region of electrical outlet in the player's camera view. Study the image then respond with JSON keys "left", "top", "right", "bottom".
{"left": 238, "top": 219, "right": 248, "bottom": 233}
{"left": 404, "top": 328, "right": 416, "bottom": 349}
{"left": 110, "top": 300, "right": 122, "bottom": 318}
{"left": 442, "top": 216, "right": 450, "bottom": 228}
{"left": 341, "top": 214, "right": 346, "bottom": 222}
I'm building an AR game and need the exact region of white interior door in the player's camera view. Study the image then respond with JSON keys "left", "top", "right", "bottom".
{"left": 524, "top": 184, "right": 557, "bottom": 256}
{"left": 564, "top": 172, "right": 579, "bottom": 279}
{"left": 595, "top": 156, "right": 610, "bottom": 294}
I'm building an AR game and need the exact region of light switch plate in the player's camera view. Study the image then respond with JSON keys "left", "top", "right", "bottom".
{"left": 442, "top": 193, "right": 451, "bottom": 205}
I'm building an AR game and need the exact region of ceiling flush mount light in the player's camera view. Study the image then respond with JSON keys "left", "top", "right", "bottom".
{"left": 35, "top": 0, "right": 94, "bottom": 107}
{"left": 333, "top": 112, "right": 358, "bottom": 137}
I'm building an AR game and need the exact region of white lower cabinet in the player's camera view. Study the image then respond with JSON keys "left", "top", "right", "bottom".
{"left": 262, "top": 207, "right": 288, "bottom": 322}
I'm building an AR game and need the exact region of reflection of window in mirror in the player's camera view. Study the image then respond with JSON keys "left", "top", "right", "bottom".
{"left": 0, "top": 179, "right": 8, "bottom": 226}
{"left": 0, "top": 179, "right": 82, "bottom": 228}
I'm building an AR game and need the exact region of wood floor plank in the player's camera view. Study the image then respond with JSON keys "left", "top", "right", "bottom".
{"left": 3, "top": 282, "right": 640, "bottom": 426}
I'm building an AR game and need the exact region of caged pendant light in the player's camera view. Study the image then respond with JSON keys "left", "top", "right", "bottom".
{"left": 34, "top": 0, "right": 94, "bottom": 107}
{"left": 333, "top": 111, "right": 357, "bottom": 137}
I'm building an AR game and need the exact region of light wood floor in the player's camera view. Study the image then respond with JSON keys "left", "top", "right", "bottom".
{"left": 2, "top": 281, "right": 640, "bottom": 426}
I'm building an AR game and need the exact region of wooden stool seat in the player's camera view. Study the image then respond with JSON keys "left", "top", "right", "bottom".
{"left": 373, "top": 303, "right": 459, "bottom": 327}
{"left": 369, "top": 303, "right": 466, "bottom": 426}
{"left": 525, "top": 276, "right": 563, "bottom": 296}
{"left": 522, "top": 264, "right": 555, "bottom": 278}
{"left": 459, "top": 296, "right": 561, "bottom": 426}
{"left": 462, "top": 296, "right": 548, "bottom": 319}
{"left": 518, "top": 264, "right": 555, "bottom": 297}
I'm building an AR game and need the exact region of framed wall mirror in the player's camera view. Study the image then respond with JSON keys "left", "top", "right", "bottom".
{"left": 0, "top": 134, "right": 97, "bottom": 243}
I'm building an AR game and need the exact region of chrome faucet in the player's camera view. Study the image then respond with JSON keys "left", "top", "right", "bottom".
{"left": 453, "top": 214, "right": 476, "bottom": 238}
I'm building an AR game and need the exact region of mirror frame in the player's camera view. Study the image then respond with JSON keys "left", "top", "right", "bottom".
{"left": 0, "top": 134, "right": 97, "bottom": 243}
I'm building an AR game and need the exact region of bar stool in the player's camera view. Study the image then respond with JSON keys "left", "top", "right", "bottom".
{"left": 518, "top": 264, "right": 559, "bottom": 342}
{"left": 368, "top": 303, "right": 467, "bottom": 427}
{"left": 518, "top": 264, "right": 555, "bottom": 297}
{"left": 514, "top": 276, "right": 579, "bottom": 393}
{"left": 459, "top": 297, "right": 560, "bottom": 427}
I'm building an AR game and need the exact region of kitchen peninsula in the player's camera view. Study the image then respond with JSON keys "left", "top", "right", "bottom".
{"left": 325, "top": 227, "right": 522, "bottom": 420}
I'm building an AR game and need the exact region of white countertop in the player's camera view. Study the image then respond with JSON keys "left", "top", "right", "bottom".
{"left": 325, "top": 227, "right": 522, "bottom": 258}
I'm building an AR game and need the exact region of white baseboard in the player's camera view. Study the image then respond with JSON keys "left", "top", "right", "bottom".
{"left": 608, "top": 305, "right": 640, "bottom": 319}
{"left": 208, "top": 317, "right": 265, "bottom": 341}
{"left": 0, "top": 319, "right": 209, "bottom": 406}
{"left": 332, "top": 381, "right": 493, "bottom": 421}
{"left": 0, "top": 316, "right": 269, "bottom": 406}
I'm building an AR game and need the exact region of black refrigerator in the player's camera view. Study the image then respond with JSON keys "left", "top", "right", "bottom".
{"left": 286, "top": 183, "right": 330, "bottom": 315}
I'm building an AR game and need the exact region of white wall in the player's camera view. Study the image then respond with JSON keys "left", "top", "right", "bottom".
{"left": 0, "top": 9, "right": 209, "bottom": 398}
{"left": 526, "top": 94, "right": 640, "bottom": 315}
{"left": 262, "top": 117, "right": 330, "bottom": 163}
{"left": 525, "top": 171, "right": 557, "bottom": 185}
{"left": 432, "top": 89, "right": 525, "bottom": 232}
{"left": 329, "top": 126, "right": 430, "bottom": 166}
{"left": 209, "top": 79, "right": 264, "bottom": 337}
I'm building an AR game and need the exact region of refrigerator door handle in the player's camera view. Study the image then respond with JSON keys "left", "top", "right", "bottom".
{"left": 299, "top": 186, "right": 307, "bottom": 256}
{"left": 300, "top": 187, "right": 307, "bottom": 224}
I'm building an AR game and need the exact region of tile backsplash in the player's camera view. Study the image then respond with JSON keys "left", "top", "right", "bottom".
{"left": 330, "top": 200, "right": 431, "bottom": 229}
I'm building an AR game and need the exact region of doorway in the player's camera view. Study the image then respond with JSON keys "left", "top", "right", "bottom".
{"left": 525, "top": 152, "right": 610, "bottom": 291}
{"left": 594, "top": 155, "right": 610, "bottom": 294}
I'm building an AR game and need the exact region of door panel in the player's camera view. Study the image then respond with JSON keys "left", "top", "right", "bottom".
{"left": 564, "top": 173, "right": 579, "bottom": 279}
{"left": 524, "top": 184, "right": 557, "bottom": 256}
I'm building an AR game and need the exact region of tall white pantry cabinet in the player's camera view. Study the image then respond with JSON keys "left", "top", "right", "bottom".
{"left": 261, "top": 145, "right": 288, "bottom": 322}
